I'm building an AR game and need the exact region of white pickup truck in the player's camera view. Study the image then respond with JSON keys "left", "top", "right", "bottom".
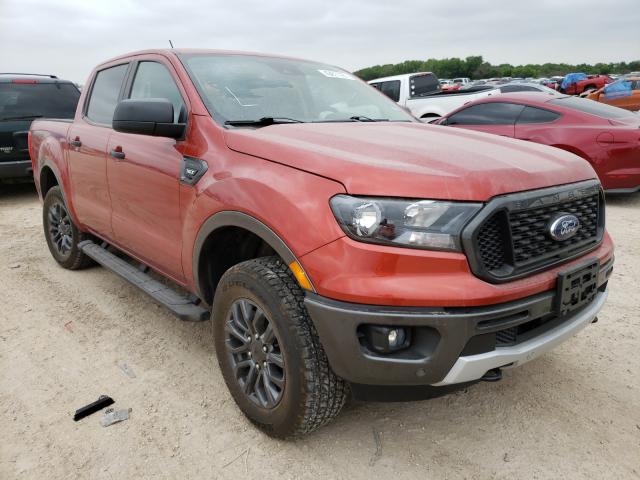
{"left": 369, "top": 72, "right": 499, "bottom": 119}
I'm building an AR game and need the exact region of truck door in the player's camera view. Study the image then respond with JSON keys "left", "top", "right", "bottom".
{"left": 444, "top": 102, "right": 524, "bottom": 138}
{"left": 106, "top": 59, "right": 187, "bottom": 282}
{"left": 67, "top": 63, "right": 129, "bottom": 237}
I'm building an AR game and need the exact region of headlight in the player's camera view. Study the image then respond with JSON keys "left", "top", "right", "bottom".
{"left": 330, "top": 195, "right": 482, "bottom": 251}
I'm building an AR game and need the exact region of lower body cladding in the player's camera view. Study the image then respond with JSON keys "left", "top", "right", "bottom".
{"left": 304, "top": 257, "right": 613, "bottom": 401}
{"left": 0, "top": 159, "right": 33, "bottom": 179}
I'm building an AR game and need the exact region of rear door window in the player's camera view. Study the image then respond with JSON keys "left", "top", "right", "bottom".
{"left": 371, "top": 80, "right": 401, "bottom": 102}
{"left": 516, "top": 106, "right": 561, "bottom": 124}
{"left": 85, "top": 64, "right": 129, "bottom": 125}
{"left": 129, "top": 61, "right": 185, "bottom": 122}
{"left": 409, "top": 74, "right": 439, "bottom": 97}
{"left": 0, "top": 83, "right": 80, "bottom": 120}
{"left": 447, "top": 102, "right": 525, "bottom": 125}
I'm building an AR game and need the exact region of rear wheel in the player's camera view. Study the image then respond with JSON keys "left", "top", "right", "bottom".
{"left": 213, "top": 256, "right": 348, "bottom": 438}
{"left": 43, "top": 186, "right": 92, "bottom": 269}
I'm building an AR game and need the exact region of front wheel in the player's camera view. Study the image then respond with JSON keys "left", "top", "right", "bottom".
{"left": 43, "top": 186, "right": 92, "bottom": 270}
{"left": 213, "top": 256, "right": 348, "bottom": 438}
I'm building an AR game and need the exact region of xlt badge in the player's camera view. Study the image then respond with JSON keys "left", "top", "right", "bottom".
{"left": 180, "top": 156, "right": 208, "bottom": 186}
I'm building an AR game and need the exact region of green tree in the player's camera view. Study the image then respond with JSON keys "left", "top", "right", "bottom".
{"left": 353, "top": 57, "right": 640, "bottom": 81}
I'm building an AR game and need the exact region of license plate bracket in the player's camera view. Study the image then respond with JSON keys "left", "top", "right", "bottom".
{"left": 556, "top": 260, "right": 599, "bottom": 317}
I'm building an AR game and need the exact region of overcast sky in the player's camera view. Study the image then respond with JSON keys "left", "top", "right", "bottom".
{"left": 1, "top": 0, "right": 638, "bottom": 83}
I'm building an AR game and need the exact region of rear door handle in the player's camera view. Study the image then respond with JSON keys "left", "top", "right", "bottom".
{"left": 69, "top": 137, "right": 82, "bottom": 147}
{"left": 109, "top": 149, "right": 125, "bottom": 160}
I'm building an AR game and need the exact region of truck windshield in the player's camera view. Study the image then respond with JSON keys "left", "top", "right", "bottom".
{"left": 0, "top": 83, "right": 80, "bottom": 120}
{"left": 180, "top": 54, "right": 414, "bottom": 125}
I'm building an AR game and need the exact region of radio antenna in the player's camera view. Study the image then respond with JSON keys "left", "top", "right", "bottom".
{"left": 169, "top": 40, "right": 174, "bottom": 48}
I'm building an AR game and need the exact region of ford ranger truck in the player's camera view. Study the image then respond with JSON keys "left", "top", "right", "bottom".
{"left": 29, "top": 50, "right": 614, "bottom": 438}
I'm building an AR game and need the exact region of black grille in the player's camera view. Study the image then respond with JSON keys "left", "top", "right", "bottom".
{"left": 467, "top": 181, "right": 604, "bottom": 282}
{"left": 477, "top": 214, "right": 507, "bottom": 272}
{"left": 510, "top": 194, "right": 599, "bottom": 265}
{"left": 496, "top": 327, "right": 517, "bottom": 346}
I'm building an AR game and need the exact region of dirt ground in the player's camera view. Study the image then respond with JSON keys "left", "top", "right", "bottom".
{"left": 1, "top": 182, "right": 638, "bottom": 480}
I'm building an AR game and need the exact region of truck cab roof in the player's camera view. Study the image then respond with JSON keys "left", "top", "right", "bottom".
{"left": 367, "top": 72, "right": 436, "bottom": 83}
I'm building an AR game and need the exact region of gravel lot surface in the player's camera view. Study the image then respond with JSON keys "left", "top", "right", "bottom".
{"left": 1, "top": 183, "right": 639, "bottom": 480}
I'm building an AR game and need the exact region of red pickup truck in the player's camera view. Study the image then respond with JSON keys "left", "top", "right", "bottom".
{"left": 560, "top": 74, "right": 613, "bottom": 95}
{"left": 29, "top": 49, "right": 614, "bottom": 437}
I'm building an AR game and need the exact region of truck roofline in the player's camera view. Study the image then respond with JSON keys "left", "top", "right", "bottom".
{"left": 95, "top": 48, "right": 332, "bottom": 71}
{"left": 367, "top": 72, "right": 435, "bottom": 83}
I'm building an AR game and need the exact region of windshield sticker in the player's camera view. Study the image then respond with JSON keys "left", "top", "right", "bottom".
{"left": 317, "top": 69, "right": 356, "bottom": 80}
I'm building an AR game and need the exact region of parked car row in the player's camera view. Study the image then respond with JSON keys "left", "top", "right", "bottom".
{"left": 369, "top": 72, "right": 560, "bottom": 119}
{"left": 369, "top": 70, "right": 639, "bottom": 193}
{"left": 431, "top": 93, "right": 640, "bottom": 193}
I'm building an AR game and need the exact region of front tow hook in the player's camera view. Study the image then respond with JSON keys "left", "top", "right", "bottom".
{"left": 481, "top": 368, "right": 503, "bottom": 382}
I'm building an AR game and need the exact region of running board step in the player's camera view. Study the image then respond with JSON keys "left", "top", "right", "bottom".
{"left": 79, "top": 240, "right": 209, "bottom": 322}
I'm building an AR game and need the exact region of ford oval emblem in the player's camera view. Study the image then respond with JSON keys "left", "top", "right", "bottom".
{"left": 548, "top": 214, "right": 581, "bottom": 241}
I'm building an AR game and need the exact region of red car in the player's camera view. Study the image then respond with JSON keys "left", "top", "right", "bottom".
{"left": 561, "top": 74, "right": 612, "bottom": 95}
{"left": 435, "top": 93, "right": 640, "bottom": 193}
{"left": 29, "top": 51, "right": 614, "bottom": 436}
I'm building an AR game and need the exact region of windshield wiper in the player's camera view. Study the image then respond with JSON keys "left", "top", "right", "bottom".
{"left": 0, "top": 114, "right": 43, "bottom": 121}
{"left": 225, "top": 117, "right": 305, "bottom": 127}
{"left": 350, "top": 115, "right": 383, "bottom": 122}
{"left": 316, "top": 116, "right": 391, "bottom": 123}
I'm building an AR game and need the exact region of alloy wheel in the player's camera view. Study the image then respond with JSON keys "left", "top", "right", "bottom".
{"left": 48, "top": 202, "right": 73, "bottom": 256}
{"left": 225, "top": 299, "right": 285, "bottom": 409}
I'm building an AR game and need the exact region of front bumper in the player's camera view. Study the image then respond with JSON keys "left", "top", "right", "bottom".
{"left": 0, "top": 160, "right": 33, "bottom": 179}
{"left": 304, "top": 257, "right": 612, "bottom": 387}
{"left": 433, "top": 289, "right": 607, "bottom": 385}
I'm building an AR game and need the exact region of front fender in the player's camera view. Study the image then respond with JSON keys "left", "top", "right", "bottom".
{"left": 180, "top": 151, "right": 347, "bottom": 293}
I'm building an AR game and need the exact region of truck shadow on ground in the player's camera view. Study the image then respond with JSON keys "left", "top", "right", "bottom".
{"left": 0, "top": 181, "right": 38, "bottom": 201}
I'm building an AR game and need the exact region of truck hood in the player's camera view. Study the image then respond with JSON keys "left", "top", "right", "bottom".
{"left": 223, "top": 122, "right": 597, "bottom": 201}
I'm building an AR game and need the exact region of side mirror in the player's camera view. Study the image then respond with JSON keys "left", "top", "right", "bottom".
{"left": 112, "top": 99, "right": 185, "bottom": 139}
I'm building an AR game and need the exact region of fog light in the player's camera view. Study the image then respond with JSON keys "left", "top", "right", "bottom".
{"left": 388, "top": 328, "right": 405, "bottom": 347}
{"left": 361, "top": 325, "right": 410, "bottom": 354}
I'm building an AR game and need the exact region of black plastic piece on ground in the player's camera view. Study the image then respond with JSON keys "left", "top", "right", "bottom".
{"left": 73, "top": 395, "right": 114, "bottom": 421}
{"left": 79, "top": 240, "right": 210, "bottom": 321}
{"left": 481, "top": 368, "right": 503, "bottom": 382}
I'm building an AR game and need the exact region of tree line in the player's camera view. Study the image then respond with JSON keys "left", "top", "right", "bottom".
{"left": 353, "top": 56, "right": 640, "bottom": 81}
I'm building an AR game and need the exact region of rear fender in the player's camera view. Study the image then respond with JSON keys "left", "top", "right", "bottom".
{"left": 30, "top": 128, "right": 80, "bottom": 223}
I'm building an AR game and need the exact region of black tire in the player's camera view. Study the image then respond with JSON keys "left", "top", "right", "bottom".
{"left": 42, "top": 186, "right": 92, "bottom": 270}
{"left": 213, "top": 256, "right": 348, "bottom": 438}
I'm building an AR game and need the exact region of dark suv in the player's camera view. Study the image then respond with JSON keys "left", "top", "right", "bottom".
{"left": 0, "top": 74, "right": 80, "bottom": 180}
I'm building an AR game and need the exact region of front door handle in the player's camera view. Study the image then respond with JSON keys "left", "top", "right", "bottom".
{"left": 109, "top": 148, "right": 125, "bottom": 160}
{"left": 69, "top": 137, "right": 82, "bottom": 147}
